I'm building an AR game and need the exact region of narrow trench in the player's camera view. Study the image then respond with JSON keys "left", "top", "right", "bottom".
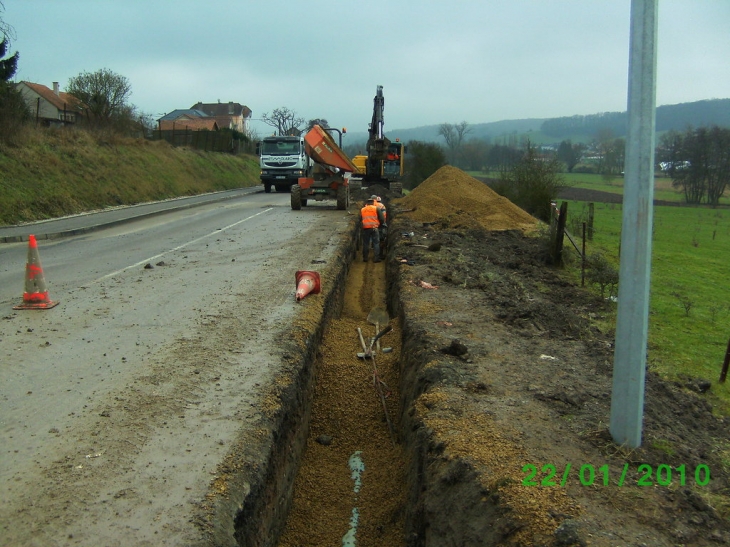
{"left": 276, "top": 258, "right": 408, "bottom": 547}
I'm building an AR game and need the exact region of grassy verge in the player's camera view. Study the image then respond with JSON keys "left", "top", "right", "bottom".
{"left": 0, "top": 127, "right": 260, "bottom": 225}
{"left": 564, "top": 200, "right": 730, "bottom": 413}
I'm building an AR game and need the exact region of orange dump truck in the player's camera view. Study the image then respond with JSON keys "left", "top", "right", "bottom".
{"left": 291, "top": 125, "right": 357, "bottom": 211}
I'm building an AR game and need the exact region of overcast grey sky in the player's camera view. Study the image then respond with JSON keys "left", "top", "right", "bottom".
{"left": 4, "top": 1, "right": 729, "bottom": 138}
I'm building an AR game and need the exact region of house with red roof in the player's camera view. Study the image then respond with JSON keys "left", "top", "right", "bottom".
{"left": 16, "top": 81, "right": 84, "bottom": 126}
{"left": 189, "top": 101, "right": 251, "bottom": 133}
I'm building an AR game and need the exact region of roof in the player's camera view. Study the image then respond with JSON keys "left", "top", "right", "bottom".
{"left": 190, "top": 101, "right": 252, "bottom": 119}
{"left": 158, "top": 118, "right": 219, "bottom": 131}
{"left": 158, "top": 109, "right": 208, "bottom": 121}
{"left": 18, "top": 81, "right": 84, "bottom": 112}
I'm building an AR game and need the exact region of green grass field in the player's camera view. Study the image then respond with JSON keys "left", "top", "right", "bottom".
{"left": 565, "top": 199, "right": 730, "bottom": 413}
{"left": 562, "top": 172, "right": 730, "bottom": 205}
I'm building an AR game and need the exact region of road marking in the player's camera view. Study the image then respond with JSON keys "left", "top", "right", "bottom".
{"left": 88, "top": 208, "right": 273, "bottom": 285}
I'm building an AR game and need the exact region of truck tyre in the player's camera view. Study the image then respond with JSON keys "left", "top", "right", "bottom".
{"left": 336, "top": 184, "right": 349, "bottom": 210}
{"left": 264, "top": 183, "right": 272, "bottom": 193}
{"left": 291, "top": 184, "right": 302, "bottom": 210}
{"left": 389, "top": 182, "right": 402, "bottom": 196}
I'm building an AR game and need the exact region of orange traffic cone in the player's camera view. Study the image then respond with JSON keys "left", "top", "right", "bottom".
{"left": 13, "top": 235, "right": 59, "bottom": 310}
{"left": 295, "top": 270, "right": 321, "bottom": 302}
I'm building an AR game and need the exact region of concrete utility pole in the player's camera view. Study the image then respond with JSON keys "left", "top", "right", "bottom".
{"left": 609, "top": 0, "right": 658, "bottom": 449}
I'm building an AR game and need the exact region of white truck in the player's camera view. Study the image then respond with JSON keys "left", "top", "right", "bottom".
{"left": 257, "top": 134, "right": 313, "bottom": 193}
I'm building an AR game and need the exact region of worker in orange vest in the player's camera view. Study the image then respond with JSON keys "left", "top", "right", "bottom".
{"left": 360, "top": 196, "right": 386, "bottom": 263}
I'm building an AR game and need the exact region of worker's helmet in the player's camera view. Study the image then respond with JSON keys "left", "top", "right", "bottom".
{"left": 370, "top": 195, "right": 378, "bottom": 200}
{"left": 376, "top": 196, "right": 382, "bottom": 202}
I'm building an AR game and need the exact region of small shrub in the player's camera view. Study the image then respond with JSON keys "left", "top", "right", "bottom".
{"left": 585, "top": 252, "right": 619, "bottom": 298}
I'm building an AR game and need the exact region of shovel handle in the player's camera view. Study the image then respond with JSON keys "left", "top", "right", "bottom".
{"left": 374, "top": 324, "right": 392, "bottom": 341}
{"left": 368, "top": 324, "right": 392, "bottom": 351}
{"left": 356, "top": 328, "right": 368, "bottom": 352}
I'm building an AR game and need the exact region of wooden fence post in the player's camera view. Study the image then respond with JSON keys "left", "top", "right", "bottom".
{"left": 587, "top": 203, "right": 595, "bottom": 240}
{"left": 582, "top": 222, "right": 587, "bottom": 286}
{"left": 551, "top": 201, "right": 568, "bottom": 266}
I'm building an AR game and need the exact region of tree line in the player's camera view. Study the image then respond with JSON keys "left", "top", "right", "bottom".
{"left": 658, "top": 126, "right": 730, "bottom": 206}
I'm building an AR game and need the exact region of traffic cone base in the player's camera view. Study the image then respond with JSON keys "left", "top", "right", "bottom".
{"left": 295, "top": 270, "right": 321, "bottom": 302}
{"left": 14, "top": 235, "right": 59, "bottom": 310}
{"left": 13, "top": 297, "right": 59, "bottom": 310}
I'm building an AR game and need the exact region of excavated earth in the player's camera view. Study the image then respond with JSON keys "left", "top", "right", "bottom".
{"left": 201, "top": 166, "right": 730, "bottom": 546}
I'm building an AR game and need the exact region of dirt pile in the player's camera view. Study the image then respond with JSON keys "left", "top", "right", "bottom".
{"left": 397, "top": 165, "right": 539, "bottom": 232}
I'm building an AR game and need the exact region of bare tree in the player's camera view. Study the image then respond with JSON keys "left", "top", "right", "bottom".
{"left": 670, "top": 126, "right": 730, "bottom": 205}
{"left": 67, "top": 68, "right": 132, "bottom": 126}
{"left": 438, "top": 121, "right": 471, "bottom": 166}
{"left": 261, "top": 107, "right": 305, "bottom": 136}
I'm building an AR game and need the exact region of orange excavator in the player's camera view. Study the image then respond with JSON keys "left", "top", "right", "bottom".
{"left": 291, "top": 124, "right": 357, "bottom": 211}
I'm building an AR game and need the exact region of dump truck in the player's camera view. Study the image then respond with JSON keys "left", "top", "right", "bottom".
{"left": 291, "top": 125, "right": 357, "bottom": 211}
{"left": 257, "top": 134, "right": 313, "bottom": 193}
{"left": 349, "top": 85, "right": 405, "bottom": 195}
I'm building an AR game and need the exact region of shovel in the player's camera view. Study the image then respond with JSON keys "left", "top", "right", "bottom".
{"left": 357, "top": 324, "right": 392, "bottom": 359}
{"left": 367, "top": 307, "right": 390, "bottom": 327}
{"left": 367, "top": 308, "right": 390, "bottom": 352}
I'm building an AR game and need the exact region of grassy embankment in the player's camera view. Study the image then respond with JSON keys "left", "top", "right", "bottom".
{"left": 0, "top": 127, "right": 261, "bottom": 226}
{"left": 562, "top": 174, "right": 730, "bottom": 414}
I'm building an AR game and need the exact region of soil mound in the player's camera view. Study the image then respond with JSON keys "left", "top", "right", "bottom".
{"left": 398, "top": 165, "right": 539, "bottom": 232}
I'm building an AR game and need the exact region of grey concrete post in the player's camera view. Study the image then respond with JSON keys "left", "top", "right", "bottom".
{"left": 609, "top": 0, "right": 658, "bottom": 448}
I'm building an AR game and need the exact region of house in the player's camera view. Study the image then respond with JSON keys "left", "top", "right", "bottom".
{"left": 16, "top": 81, "right": 84, "bottom": 126}
{"left": 189, "top": 101, "right": 252, "bottom": 133}
{"left": 158, "top": 118, "right": 219, "bottom": 132}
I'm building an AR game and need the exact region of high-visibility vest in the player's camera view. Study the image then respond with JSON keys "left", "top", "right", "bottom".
{"left": 361, "top": 204, "right": 380, "bottom": 229}
{"left": 376, "top": 201, "right": 387, "bottom": 222}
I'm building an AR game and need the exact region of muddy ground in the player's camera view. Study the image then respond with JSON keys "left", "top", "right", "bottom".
{"left": 376, "top": 167, "right": 730, "bottom": 545}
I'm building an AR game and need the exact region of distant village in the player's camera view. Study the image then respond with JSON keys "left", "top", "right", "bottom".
{"left": 15, "top": 80, "right": 252, "bottom": 136}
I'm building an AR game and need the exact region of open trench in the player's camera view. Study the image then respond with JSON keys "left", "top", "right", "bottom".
{"left": 276, "top": 255, "right": 407, "bottom": 546}
{"left": 201, "top": 212, "right": 507, "bottom": 547}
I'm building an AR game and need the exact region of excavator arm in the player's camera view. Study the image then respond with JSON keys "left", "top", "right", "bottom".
{"left": 366, "top": 85, "right": 390, "bottom": 163}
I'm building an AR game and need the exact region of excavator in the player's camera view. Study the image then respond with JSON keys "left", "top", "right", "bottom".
{"left": 350, "top": 85, "right": 405, "bottom": 195}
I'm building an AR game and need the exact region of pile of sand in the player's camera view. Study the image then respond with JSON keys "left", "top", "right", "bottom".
{"left": 397, "top": 166, "right": 538, "bottom": 232}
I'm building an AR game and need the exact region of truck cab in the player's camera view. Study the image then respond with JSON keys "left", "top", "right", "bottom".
{"left": 257, "top": 135, "right": 312, "bottom": 193}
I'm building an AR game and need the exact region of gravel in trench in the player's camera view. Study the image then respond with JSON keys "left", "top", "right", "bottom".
{"left": 277, "top": 259, "right": 407, "bottom": 547}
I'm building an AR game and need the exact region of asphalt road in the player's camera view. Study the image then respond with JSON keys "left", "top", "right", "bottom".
{"left": 0, "top": 189, "right": 353, "bottom": 546}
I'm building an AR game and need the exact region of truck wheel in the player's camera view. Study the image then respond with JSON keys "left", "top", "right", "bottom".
{"left": 264, "top": 183, "right": 272, "bottom": 193}
{"left": 336, "top": 184, "right": 349, "bottom": 210}
{"left": 291, "top": 184, "right": 302, "bottom": 210}
{"left": 389, "top": 182, "right": 402, "bottom": 196}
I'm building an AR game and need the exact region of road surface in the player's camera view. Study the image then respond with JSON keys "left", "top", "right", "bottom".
{"left": 0, "top": 190, "right": 353, "bottom": 546}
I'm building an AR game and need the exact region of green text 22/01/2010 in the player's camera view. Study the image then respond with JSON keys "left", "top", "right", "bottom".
{"left": 521, "top": 463, "right": 711, "bottom": 487}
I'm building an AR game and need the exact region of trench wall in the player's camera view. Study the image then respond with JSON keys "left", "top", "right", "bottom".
{"left": 203, "top": 221, "right": 358, "bottom": 547}
{"left": 385, "top": 215, "right": 519, "bottom": 547}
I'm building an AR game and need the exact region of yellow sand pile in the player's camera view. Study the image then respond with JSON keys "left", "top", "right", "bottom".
{"left": 397, "top": 165, "right": 538, "bottom": 232}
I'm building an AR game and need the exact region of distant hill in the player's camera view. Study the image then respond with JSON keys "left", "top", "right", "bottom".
{"left": 541, "top": 99, "right": 730, "bottom": 139}
{"left": 343, "top": 99, "right": 730, "bottom": 147}
{"left": 344, "top": 119, "right": 546, "bottom": 148}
